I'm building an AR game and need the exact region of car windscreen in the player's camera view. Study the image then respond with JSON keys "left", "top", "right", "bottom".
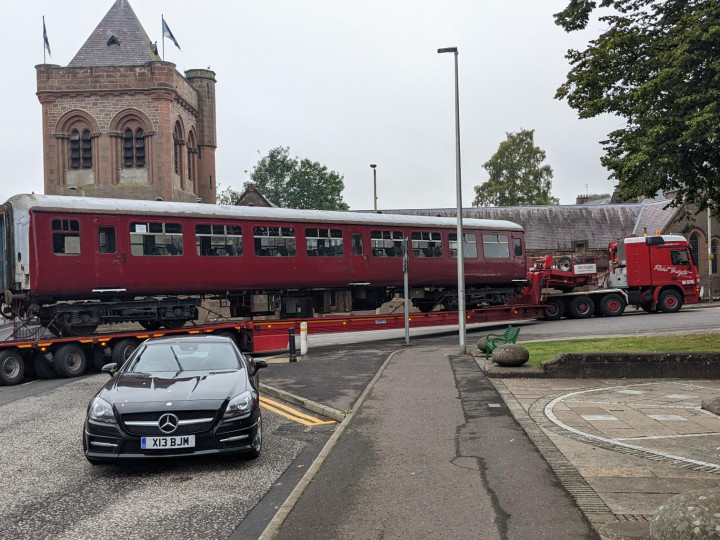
{"left": 127, "top": 342, "right": 242, "bottom": 372}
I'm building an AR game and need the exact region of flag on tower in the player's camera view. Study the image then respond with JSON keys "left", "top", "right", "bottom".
{"left": 43, "top": 16, "right": 52, "bottom": 58}
{"left": 162, "top": 16, "right": 181, "bottom": 50}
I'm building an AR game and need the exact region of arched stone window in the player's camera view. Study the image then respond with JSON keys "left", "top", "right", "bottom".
{"left": 110, "top": 109, "right": 152, "bottom": 184}
{"left": 55, "top": 110, "right": 99, "bottom": 188}
{"left": 187, "top": 129, "right": 197, "bottom": 191}
{"left": 123, "top": 128, "right": 145, "bottom": 168}
{"left": 689, "top": 232, "right": 700, "bottom": 267}
{"left": 70, "top": 129, "right": 92, "bottom": 169}
{"left": 713, "top": 238, "right": 719, "bottom": 275}
{"left": 174, "top": 121, "right": 184, "bottom": 175}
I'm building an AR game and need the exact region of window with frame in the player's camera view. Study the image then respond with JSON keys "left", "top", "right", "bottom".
{"left": 689, "top": 232, "right": 700, "bottom": 267}
{"left": 98, "top": 227, "right": 117, "bottom": 254}
{"left": 196, "top": 224, "right": 243, "bottom": 256}
{"left": 69, "top": 129, "right": 92, "bottom": 169}
{"left": 449, "top": 233, "right": 478, "bottom": 258}
{"left": 52, "top": 219, "right": 81, "bottom": 255}
{"left": 712, "top": 239, "right": 719, "bottom": 274}
{"left": 513, "top": 238, "right": 523, "bottom": 257}
{"left": 482, "top": 234, "right": 509, "bottom": 259}
{"left": 371, "top": 230, "right": 404, "bottom": 257}
{"left": 254, "top": 226, "right": 296, "bottom": 257}
{"left": 123, "top": 128, "right": 145, "bottom": 168}
{"left": 669, "top": 249, "right": 690, "bottom": 266}
{"left": 173, "top": 122, "right": 183, "bottom": 175}
{"left": 130, "top": 222, "right": 183, "bottom": 256}
{"left": 411, "top": 231, "right": 442, "bottom": 258}
{"left": 306, "top": 228, "right": 343, "bottom": 257}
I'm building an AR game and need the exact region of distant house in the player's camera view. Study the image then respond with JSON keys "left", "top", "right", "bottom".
{"left": 233, "top": 184, "right": 277, "bottom": 207}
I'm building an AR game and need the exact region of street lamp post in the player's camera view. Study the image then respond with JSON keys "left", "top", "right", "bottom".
{"left": 370, "top": 164, "right": 377, "bottom": 212}
{"left": 438, "top": 46, "right": 466, "bottom": 354}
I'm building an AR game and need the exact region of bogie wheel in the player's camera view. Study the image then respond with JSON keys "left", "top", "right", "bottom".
{"left": 599, "top": 294, "right": 626, "bottom": 317}
{"left": 161, "top": 319, "right": 188, "bottom": 330}
{"left": 0, "top": 350, "right": 25, "bottom": 385}
{"left": 542, "top": 299, "right": 565, "bottom": 321}
{"left": 54, "top": 343, "right": 88, "bottom": 378}
{"left": 112, "top": 338, "right": 138, "bottom": 365}
{"left": 568, "top": 296, "right": 595, "bottom": 319}
{"left": 139, "top": 320, "right": 162, "bottom": 331}
{"left": 34, "top": 354, "right": 56, "bottom": 379}
{"left": 244, "top": 415, "right": 262, "bottom": 460}
{"left": 658, "top": 290, "right": 683, "bottom": 313}
{"left": 67, "top": 325, "right": 99, "bottom": 337}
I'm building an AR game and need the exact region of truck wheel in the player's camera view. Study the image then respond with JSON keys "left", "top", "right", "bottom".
{"left": 54, "top": 343, "right": 88, "bottom": 378}
{"left": 568, "top": 296, "right": 595, "bottom": 319}
{"left": 599, "top": 294, "right": 625, "bottom": 317}
{"left": 542, "top": 299, "right": 565, "bottom": 321}
{"left": 557, "top": 257, "right": 572, "bottom": 272}
{"left": 0, "top": 350, "right": 25, "bottom": 385}
{"left": 658, "top": 290, "right": 683, "bottom": 313}
{"left": 112, "top": 339, "right": 138, "bottom": 365}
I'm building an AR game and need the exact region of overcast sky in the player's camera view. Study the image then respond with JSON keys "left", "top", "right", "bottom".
{"left": 1, "top": 0, "right": 620, "bottom": 210}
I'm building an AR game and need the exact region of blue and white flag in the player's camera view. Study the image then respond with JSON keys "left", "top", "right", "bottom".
{"left": 43, "top": 16, "right": 52, "bottom": 57}
{"left": 162, "top": 16, "right": 181, "bottom": 50}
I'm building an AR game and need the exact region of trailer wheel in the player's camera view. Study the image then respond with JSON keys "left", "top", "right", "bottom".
{"left": 112, "top": 339, "right": 138, "bottom": 365}
{"left": 0, "top": 350, "right": 25, "bottom": 385}
{"left": 54, "top": 343, "right": 87, "bottom": 378}
{"left": 568, "top": 296, "right": 595, "bottom": 319}
{"left": 542, "top": 299, "right": 565, "bottom": 321}
{"left": 557, "top": 257, "right": 573, "bottom": 272}
{"left": 90, "top": 348, "right": 111, "bottom": 372}
{"left": 658, "top": 290, "right": 683, "bottom": 313}
{"left": 599, "top": 294, "right": 625, "bottom": 317}
{"left": 34, "top": 355, "right": 56, "bottom": 379}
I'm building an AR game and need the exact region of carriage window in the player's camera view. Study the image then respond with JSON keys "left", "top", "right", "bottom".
{"left": 306, "top": 228, "right": 343, "bottom": 257}
{"left": 52, "top": 219, "right": 81, "bottom": 255}
{"left": 411, "top": 232, "right": 442, "bottom": 258}
{"left": 371, "top": 230, "right": 404, "bottom": 257}
{"left": 449, "top": 233, "right": 477, "bottom": 258}
{"left": 98, "top": 227, "right": 116, "bottom": 254}
{"left": 483, "top": 234, "right": 509, "bottom": 259}
{"left": 130, "top": 222, "right": 184, "bottom": 256}
{"left": 196, "top": 224, "right": 243, "bottom": 257}
{"left": 254, "top": 226, "right": 296, "bottom": 257}
{"left": 513, "top": 238, "right": 523, "bottom": 257}
{"left": 352, "top": 234, "right": 363, "bottom": 256}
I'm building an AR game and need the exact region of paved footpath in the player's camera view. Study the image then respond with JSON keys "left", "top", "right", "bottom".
{"left": 492, "top": 374, "right": 720, "bottom": 539}
{"left": 274, "top": 348, "right": 597, "bottom": 539}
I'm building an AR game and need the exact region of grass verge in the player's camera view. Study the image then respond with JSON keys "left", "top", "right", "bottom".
{"left": 522, "top": 333, "right": 720, "bottom": 368}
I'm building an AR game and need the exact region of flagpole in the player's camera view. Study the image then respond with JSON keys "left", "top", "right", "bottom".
{"left": 162, "top": 15, "right": 165, "bottom": 60}
{"left": 43, "top": 16, "right": 46, "bottom": 64}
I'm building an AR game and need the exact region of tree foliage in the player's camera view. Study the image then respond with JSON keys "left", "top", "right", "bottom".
{"left": 246, "top": 147, "right": 349, "bottom": 210}
{"left": 216, "top": 184, "right": 242, "bottom": 205}
{"left": 472, "top": 129, "right": 559, "bottom": 207}
{"left": 555, "top": 0, "right": 720, "bottom": 213}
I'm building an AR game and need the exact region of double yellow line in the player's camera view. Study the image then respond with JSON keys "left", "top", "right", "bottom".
{"left": 260, "top": 396, "right": 336, "bottom": 427}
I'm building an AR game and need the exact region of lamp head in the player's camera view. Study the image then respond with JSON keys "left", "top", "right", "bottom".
{"left": 437, "top": 47, "right": 458, "bottom": 54}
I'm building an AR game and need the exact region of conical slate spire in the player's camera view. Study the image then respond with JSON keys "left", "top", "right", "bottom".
{"left": 68, "top": 0, "right": 161, "bottom": 67}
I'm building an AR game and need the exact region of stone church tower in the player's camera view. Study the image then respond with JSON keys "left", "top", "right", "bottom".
{"left": 36, "top": 0, "right": 217, "bottom": 203}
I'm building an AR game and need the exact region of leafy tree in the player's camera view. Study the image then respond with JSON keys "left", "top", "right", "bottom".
{"left": 246, "top": 147, "right": 349, "bottom": 210}
{"left": 472, "top": 129, "right": 559, "bottom": 206}
{"left": 555, "top": 0, "right": 720, "bottom": 213}
{"left": 216, "top": 184, "right": 242, "bottom": 205}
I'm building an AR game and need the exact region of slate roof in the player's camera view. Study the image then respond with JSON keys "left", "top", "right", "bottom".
{"left": 383, "top": 201, "right": 679, "bottom": 251}
{"left": 68, "top": 0, "right": 160, "bottom": 67}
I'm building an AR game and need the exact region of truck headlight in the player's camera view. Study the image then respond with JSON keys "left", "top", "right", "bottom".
{"left": 224, "top": 390, "right": 256, "bottom": 418}
{"left": 89, "top": 397, "right": 116, "bottom": 424}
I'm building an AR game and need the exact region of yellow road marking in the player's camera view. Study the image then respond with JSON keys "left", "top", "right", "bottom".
{"left": 260, "top": 396, "right": 336, "bottom": 426}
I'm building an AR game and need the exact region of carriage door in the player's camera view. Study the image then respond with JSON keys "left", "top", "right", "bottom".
{"left": 349, "top": 230, "right": 369, "bottom": 282}
{"left": 93, "top": 220, "right": 126, "bottom": 293}
{"left": 0, "top": 206, "right": 6, "bottom": 290}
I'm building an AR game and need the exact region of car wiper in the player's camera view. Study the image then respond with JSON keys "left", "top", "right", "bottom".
{"left": 169, "top": 346, "right": 185, "bottom": 371}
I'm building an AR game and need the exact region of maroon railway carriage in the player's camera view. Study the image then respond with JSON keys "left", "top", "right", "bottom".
{"left": 0, "top": 194, "right": 527, "bottom": 335}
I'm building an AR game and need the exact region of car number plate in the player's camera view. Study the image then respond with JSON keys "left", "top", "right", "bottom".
{"left": 141, "top": 435, "right": 195, "bottom": 450}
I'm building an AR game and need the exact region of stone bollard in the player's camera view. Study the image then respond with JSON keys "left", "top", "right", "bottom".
{"left": 491, "top": 344, "right": 529, "bottom": 367}
{"left": 650, "top": 487, "right": 720, "bottom": 539}
{"left": 477, "top": 336, "right": 488, "bottom": 353}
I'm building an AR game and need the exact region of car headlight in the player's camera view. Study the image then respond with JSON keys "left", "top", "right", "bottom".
{"left": 224, "top": 390, "right": 257, "bottom": 419}
{"left": 89, "top": 396, "right": 116, "bottom": 424}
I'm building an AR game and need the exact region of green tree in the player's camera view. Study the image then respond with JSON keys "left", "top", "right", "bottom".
{"left": 472, "top": 129, "right": 559, "bottom": 207}
{"left": 216, "top": 184, "right": 242, "bottom": 205}
{"left": 247, "top": 147, "right": 349, "bottom": 210}
{"left": 555, "top": 0, "right": 720, "bottom": 213}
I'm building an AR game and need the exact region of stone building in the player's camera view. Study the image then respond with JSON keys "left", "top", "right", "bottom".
{"left": 36, "top": 0, "right": 216, "bottom": 203}
{"left": 234, "top": 183, "right": 277, "bottom": 207}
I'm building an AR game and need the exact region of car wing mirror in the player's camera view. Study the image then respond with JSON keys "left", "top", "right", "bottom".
{"left": 101, "top": 362, "right": 119, "bottom": 376}
{"left": 247, "top": 357, "right": 267, "bottom": 375}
